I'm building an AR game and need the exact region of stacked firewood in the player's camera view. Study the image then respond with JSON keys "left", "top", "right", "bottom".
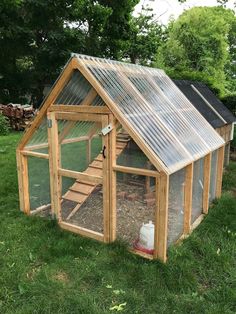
{"left": 0, "top": 103, "right": 35, "bottom": 131}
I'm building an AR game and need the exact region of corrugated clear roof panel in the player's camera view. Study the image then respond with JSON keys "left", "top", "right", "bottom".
{"left": 85, "top": 61, "right": 192, "bottom": 172}
{"left": 75, "top": 54, "right": 224, "bottom": 173}
{"left": 55, "top": 70, "right": 105, "bottom": 106}
{"left": 127, "top": 74, "right": 210, "bottom": 160}
{"left": 148, "top": 69, "right": 224, "bottom": 150}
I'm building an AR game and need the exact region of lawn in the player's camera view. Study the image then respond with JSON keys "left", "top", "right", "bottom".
{"left": 0, "top": 132, "right": 236, "bottom": 314}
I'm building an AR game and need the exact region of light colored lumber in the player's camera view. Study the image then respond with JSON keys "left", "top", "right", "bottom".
{"left": 74, "top": 58, "right": 169, "bottom": 174}
{"left": 55, "top": 112, "right": 102, "bottom": 122}
{"left": 21, "top": 150, "right": 49, "bottom": 159}
{"left": 129, "top": 248, "right": 153, "bottom": 260}
{"left": 18, "top": 58, "right": 74, "bottom": 150}
{"left": 109, "top": 114, "right": 117, "bottom": 242}
{"left": 16, "top": 150, "right": 24, "bottom": 212}
{"left": 21, "top": 155, "right": 30, "bottom": 214}
{"left": 203, "top": 153, "right": 212, "bottom": 214}
{"left": 113, "top": 165, "right": 159, "bottom": 177}
{"left": 79, "top": 88, "right": 97, "bottom": 106}
{"left": 154, "top": 173, "right": 169, "bottom": 262}
{"left": 49, "top": 105, "right": 111, "bottom": 114}
{"left": 66, "top": 203, "right": 82, "bottom": 221}
{"left": 58, "top": 120, "right": 76, "bottom": 144}
{"left": 216, "top": 145, "right": 225, "bottom": 198}
{"left": 58, "top": 168, "right": 102, "bottom": 185}
{"left": 102, "top": 115, "right": 110, "bottom": 243}
{"left": 30, "top": 203, "right": 51, "bottom": 215}
{"left": 191, "top": 214, "right": 205, "bottom": 232}
{"left": 59, "top": 221, "right": 104, "bottom": 242}
{"left": 184, "top": 163, "right": 194, "bottom": 234}
{"left": 47, "top": 111, "right": 61, "bottom": 219}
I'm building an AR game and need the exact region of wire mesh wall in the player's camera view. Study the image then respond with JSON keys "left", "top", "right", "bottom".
{"left": 209, "top": 150, "right": 218, "bottom": 203}
{"left": 192, "top": 158, "right": 204, "bottom": 223}
{"left": 168, "top": 168, "right": 185, "bottom": 246}
{"left": 28, "top": 156, "right": 51, "bottom": 213}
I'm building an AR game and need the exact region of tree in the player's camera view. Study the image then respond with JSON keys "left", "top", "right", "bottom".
{"left": 124, "top": 7, "right": 166, "bottom": 65}
{"left": 154, "top": 6, "right": 236, "bottom": 96}
{"left": 0, "top": 0, "right": 138, "bottom": 106}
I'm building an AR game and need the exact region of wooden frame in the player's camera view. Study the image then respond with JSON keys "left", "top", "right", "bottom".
{"left": 184, "top": 163, "right": 193, "bottom": 234}
{"left": 16, "top": 55, "right": 226, "bottom": 263}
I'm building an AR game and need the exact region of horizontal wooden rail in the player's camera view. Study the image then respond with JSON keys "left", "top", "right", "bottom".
{"left": 113, "top": 165, "right": 159, "bottom": 177}
{"left": 59, "top": 222, "right": 104, "bottom": 242}
{"left": 21, "top": 150, "right": 49, "bottom": 159}
{"left": 55, "top": 112, "right": 103, "bottom": 122}
{"left": 58, "top": 168, "right": 103, "bottom": 185}
{"left": 49, "top": 105, "right": 111, "bottom": 114}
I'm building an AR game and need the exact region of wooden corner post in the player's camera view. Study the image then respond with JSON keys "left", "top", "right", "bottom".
{"left": 108, "top": 114, "right": 117, "bottom": 242}
{"left": 203, "top": 153, "right": 211, "bottom": 214}
{"left": 154, "top": 172, "right": 169, "bottom": 262}
{"left": 184, "top": 163, "right": 194, "bottom": 234}
{"left": 47, "top": 111, "right": 61, "bottom": 219}
{"left": 216, "top": 146, "right": 225, "bottom": 198}
{"left": 16, "top": 151, "right": 30, "bottom": 214}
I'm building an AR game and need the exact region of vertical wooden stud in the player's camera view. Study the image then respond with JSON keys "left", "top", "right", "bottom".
{"left": 216, "top": 146, "right": 225, "bottom": 198}
{"left": 102, "top": 115, "right": 110, "bottom": 243}
{"left": 109, "top": 114, "right": 117, "bottom": 242}
{"left": 202, "top": 154, "right": 211, "bottom": 214}
{"left": 154, "top": 172, "right": 169, "bottom": 262}
{"left": 47, "top": 111, "right": 61, "bottom": 219}
{"left": 86, "top": 139, "right": 91, "bottom": 164}
{"left": 184, "top": 163, "right": 193, "bottom": 234}
{"left": 16, "top": 150, "right": 25, "bottom": 212}
{"left": 21, "top": 155, "right": 30, "bottom": 214}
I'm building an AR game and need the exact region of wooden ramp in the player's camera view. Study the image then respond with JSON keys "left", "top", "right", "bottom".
{"left": 63, "top": 132, "right": 130, "bottom": 220}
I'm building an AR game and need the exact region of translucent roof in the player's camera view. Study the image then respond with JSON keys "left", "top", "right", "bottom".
{"left": 74, "top": 54, "right": 224, "bottom": 174}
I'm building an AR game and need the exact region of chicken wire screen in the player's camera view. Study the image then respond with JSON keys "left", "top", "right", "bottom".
{"left": 25, "top": 117, "right": 48, "bottom": 153}
{"left": 209, "top": 150, "right": 218, "bottom": 203}
{"left": 28, "top": 156, "right": 51, "bottom": 212}
{"left": 192, "top": 158, "right": 204, "bottom": 223}
{"left": 168, "top": 168, "right": 185, "bottom": 246}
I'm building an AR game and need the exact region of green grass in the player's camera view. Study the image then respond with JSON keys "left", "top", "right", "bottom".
{"left": 0, "top": 132, "right": 236, "bottom": 314}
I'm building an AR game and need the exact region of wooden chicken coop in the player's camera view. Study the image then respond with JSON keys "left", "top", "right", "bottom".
{"left": 16, "top": 54, "right": 226, "bottom": 262}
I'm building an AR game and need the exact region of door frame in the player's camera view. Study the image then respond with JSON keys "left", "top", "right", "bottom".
{"left": 47, "top": 110, "right": 111, "bottom": 243}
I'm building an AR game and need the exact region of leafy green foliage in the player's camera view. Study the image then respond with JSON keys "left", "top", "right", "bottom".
{"left": 0, "top": 133, "right": 236, "bottom": 313}
{"left": 155, "top": 6, "right": 236, "bottom": 96}
{"left": 0, "top": 114, "right": 10, "bottom": 135}
{"left": 123, "top": 7, "right": 166, "bottom": 65}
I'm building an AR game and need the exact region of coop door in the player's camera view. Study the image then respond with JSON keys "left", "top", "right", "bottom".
{"left": 53, "top": 112, "right": 110, "bottom": 242}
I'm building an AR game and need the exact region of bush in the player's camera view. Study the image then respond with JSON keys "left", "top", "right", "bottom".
{"left": 0, "top": 114, "right": 10, "bottom": 135}
{"left": 221, "top": 94, "right": 236, "bottom": 116}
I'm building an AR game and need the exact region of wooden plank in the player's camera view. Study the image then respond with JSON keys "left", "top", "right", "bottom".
{"left": 63, "top": 191, "right": 86, "bottom": 203}
{"left": 21, "top": 150, "right": 49, "bottom": 159}
{"left": 70, "top": 182, "right": 94, "bottom": 194}
{"left": 129, "top": 248, "right": 153, "bottom": 260}
{"left": 58, "top": 121, "right": 76, "bottom": 144}
{"left": 109, "top": 114, "right": 117, "bottom": 242}
{"left": 66, "top": 203, "right": 82, "bottom": 221}
{"left": 74, "top": 58, "right": 169, "bottom": 174}
{"left": 183, "top": 163, "right": 194, "bottom": 234}
{"left": 55, "top": 112, "right": 102, "bottom": 122}
{"left": 86, "top": 139, "right": 91, "bottom": 164}
{"left": 85, "top": 167, "right": 103, "bottom": 176}
{"left": 49, "top": 105, "right": 111, "bottom": 113}
{"left": 16, "top": 150, "right": 25, "bottom": 212}
{"left": 30, "top": 203, "right": 51, "bottom": 215}
{"left": 58, "top": 168, "right": 102, "bottom": 185}
{"left": 59, "top": 221, "right": 104, "bottom": 242}
{"left": 203, "top": 154, "right": 212, "bottom": 214}
{"left": 154, "top": 173, "right": 169, "bottom": 262}
{"left": 113, "top": 165, "right": 159, "bottom": 177}
{"left": 47, "top": 112, "right": 61, "bottom": 219}
{"left": 216, "top": 145, "right": 225, "bottom": 198}
{"left": 102, "top": 115, "right": 110, "bottom": 243}
{"left": 191, "top": 214, "right": 205, "bottom": 232}
{"left": 21, "top": 155, "right": 30, "bottom": 214}
{"left": 18, "top": 58, "right": 74, "bottom": 150}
